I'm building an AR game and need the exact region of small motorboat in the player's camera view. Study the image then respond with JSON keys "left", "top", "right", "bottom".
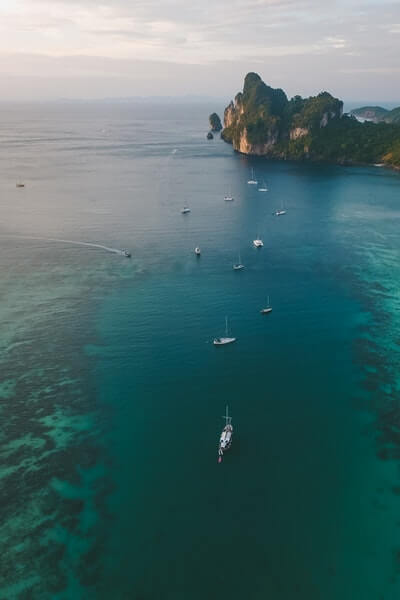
{"left": 275, "top": 210, "right": 286, "bottom": 216}
{"left": 224, "top": 195, "right": 234, "bottom": 201}
{"left": 214, "top": 317, "right": 236, "bottom": 346}
{"left": 218, "top": 406, "right": 233, "bottom": 463}
{"left": 16, "top": 183, "right": 25, "bottom": 188}
{"left": 195, "top": 247, "right": 201, "bottom": 256}
{"left": 260, "top": 296, "right": 272, "bottom": 314}
{"left": 122, "top": 249, "right": 131, "bottom": 258}
{"left": 181, "top": 206, "right": 191, "bottom": 214}
{"left": 253, "top": 238, "right": 263, "bottom": 248}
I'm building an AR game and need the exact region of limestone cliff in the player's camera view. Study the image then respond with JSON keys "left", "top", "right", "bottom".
{"left": 221, "top": 73, "right": 343, "bottom": 158}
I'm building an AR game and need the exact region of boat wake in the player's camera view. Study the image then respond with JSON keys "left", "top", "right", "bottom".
{"left": 2, "top": 235, "right": 127, "bottom": 256}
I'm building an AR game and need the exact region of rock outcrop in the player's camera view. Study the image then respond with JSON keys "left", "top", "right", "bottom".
{"left": 209, "top": 112, "right": 222, "bottom": 132}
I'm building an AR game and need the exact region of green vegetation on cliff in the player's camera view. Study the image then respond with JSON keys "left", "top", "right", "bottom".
{"left": 281, "top": 116, "right": 400, "bottom": 166}
{"left": 385, "top": 107, "right": 400, "bottom": 124}
{"left": 221, "top": 73, "right": 400, "bottom": 168}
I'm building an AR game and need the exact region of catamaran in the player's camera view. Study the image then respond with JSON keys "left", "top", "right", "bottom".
{"left": 233, "top": 252, "right": 244, "bottom": 270}
{"left": 181, "top": 206, "right": 191, "bottom": 214}
{"left": 253, "top": 238, "right": 263, "bottom": 248}
{"left": 214, "top": 316, "right": 236, "bottom": 346}
{"left": 247, "top": 168, "right": 258, "bottom": 185}
{"left": 218, "top": 406, "right": 233, "bottom": 463}
{"left": 260, "top": 295, "right": 272, "bottom": 314}
{"left": 258, "top": 180, "right": 268, "bottom": 192}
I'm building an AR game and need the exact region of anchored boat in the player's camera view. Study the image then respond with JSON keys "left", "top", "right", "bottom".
{"left": 260, "top": 295, "right": 272, "bottom": 314}
{"left": 218, "top": 406, "right": 233, "bottom": 463}
{"left": 233, "top": 252, "right": 244, "bottom": 270}
{"left": 214, "top": 316, "right": 236, "bottom": 346}
{"left": 247, "top": 168, "right": 258, "bottom": 185}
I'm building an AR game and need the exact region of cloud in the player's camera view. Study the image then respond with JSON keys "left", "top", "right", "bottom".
{"left": 0, "top": 0, "right": 399, "bottom": 99}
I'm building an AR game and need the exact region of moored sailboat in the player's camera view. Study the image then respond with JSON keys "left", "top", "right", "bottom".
{"left": 258, "top": 180, "right": 268, "bottom": 192}
{"left": 218, "top": 406, "right": 233, "bottom": 463}
{"left": 233, "top": 252, "right": 244, "bottom": 270}
{"left": 213, "top": 316, "right": 236, "bottom": 346}
{"left": 247, "top": 168, "right": 258, "bottom": 185}
{"left": 260, "top": 295, "right": 272, "bottom": 314}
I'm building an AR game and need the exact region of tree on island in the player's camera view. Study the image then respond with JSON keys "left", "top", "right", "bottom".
{"left": 209, "top": 113, "right": 222, "bottom": 132}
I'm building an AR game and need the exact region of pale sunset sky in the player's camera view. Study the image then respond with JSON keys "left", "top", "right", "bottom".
{"left": 0, "top": 0, "right": 399, "bottom": 101}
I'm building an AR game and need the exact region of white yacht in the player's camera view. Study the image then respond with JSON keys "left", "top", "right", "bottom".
{"left": 253, "top": 238, "right": 263, "bottom": 248}
{"left": 233, "top": 252, "right": 244, "bottom": 270}
{"left": 224, "top": 194, "right": 234, "bottom": 201}
{"left": 218, "top": 406, "right": 233, "bottom": 463}
{"left": 247, "top": 168, "right": 258, "bottom": 185}
{"left": 194, "top": 247, "right": 201, "bottom": 255}
{"left": 181, "top": 206, "right": 191, "bottom": 214}
{"left": 213, "top": 317, "right": 236, "bottom": 346}
{"left": 260, "top": 295, "right": 272, "bottom": 314}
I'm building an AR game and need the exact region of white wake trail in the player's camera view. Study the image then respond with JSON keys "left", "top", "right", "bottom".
{"left": 3, "top": 235, "right": 126, "bottom": 255}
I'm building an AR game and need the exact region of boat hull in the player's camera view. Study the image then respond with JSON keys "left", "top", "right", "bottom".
{"left": 213, "top": 337, "right": 236, "bottom": 346}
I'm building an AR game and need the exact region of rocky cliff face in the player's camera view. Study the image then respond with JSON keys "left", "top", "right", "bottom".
{"left": 221, "top": 73, "right": 343, "bottom": 157}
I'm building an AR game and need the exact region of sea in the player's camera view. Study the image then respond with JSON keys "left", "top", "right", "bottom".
{"left": 1, "top": 100, "right": 400, "bottom": 600}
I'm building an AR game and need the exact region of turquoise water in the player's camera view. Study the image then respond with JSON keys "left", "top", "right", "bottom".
{"left": 1, "top": 102, "right": 400, "bottom": 599}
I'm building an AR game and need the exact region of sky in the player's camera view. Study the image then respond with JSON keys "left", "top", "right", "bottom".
{"left": 0, "top": 0, "right": 399, "bottom": 102}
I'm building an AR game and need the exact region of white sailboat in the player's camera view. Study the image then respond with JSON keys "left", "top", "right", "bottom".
{"left": 218, "top": 406, "right": 233, "bottom": 463}
{"left": 213, "top": 316, "right": 236, "bottom": 346}
{"left": 233, "top": 252, "right": 244, "bottom": 270}
{"left": 258, "top": 180, "right": 268, "bottom": 192}
{"left": 247, "top": 168, "right": 258, "bottom": 185}
{"left": 274, "top": 198, "right": 286, "bottom": 216}
{"left": 260, "top": 295, "right": 272, "bottom": 314}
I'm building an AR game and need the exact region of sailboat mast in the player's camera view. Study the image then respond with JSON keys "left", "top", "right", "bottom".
{"left": 225, "top": 316, "right": 228, "bottom": 337}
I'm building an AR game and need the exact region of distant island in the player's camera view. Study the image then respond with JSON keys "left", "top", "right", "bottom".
{"left": 350, "top": 105, "right": 400, "bottom": 124}
{"left": 218, "top": 72, "right": 400, "bottom": 169}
